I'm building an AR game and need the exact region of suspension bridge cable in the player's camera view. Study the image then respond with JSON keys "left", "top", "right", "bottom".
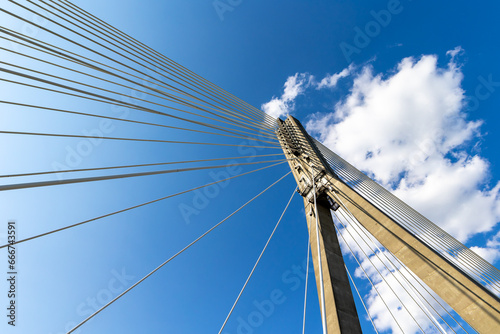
{"left": 317, "top": 142, "right": 500, "bottom": 293}
{"left": 66, "top": 170, "right": 292, "bottom": 334}
{"left": 0, "top": 26, "right": 279, "bottom": 141}
{"left": 38, "top": 0, "right": 274, "bottom": 128}
{"left": 332, "top": 208, "right": 446, "bottom": 334}
{"left": 218, "top": 187, "right": 297, "bottom": 333}
{"left": 340, "top": 214, "right": 468, "bottom": 333}
{"left": 302, "top": 214, "right": 312, "bottom": 334}
{"left": 0, "top": 159, "right": 289, "bottom": 192}
{"left": 0, "top": 40, "right": 277, "bottom": 142}
{"left": 0, "top": 100, "right": 278, "bottom": 145}
{"left": 0, "top": 28, "right": 278, "bottom": 140}
{"left": 49, "top": 0, "right": 277, "bottom": 127}
{"left": 324, "top": 172, "right": 446, "bottom": 332}
{"left": 330, "top": 190, "right": 466, "bottom": 333}
{"left": 58, "top": 0, "right": 276, "bottom": 125}
{"left": 0, "top": 48, "right": 279, "bottom": 137}
{"left": 0, "top": 65, "right": 276, "bottom": 137}
{"left": 4, "top": 1, "right": 278, "bottom": 135}
{"left": 0, "top": 62, "right": 272, "bottom": 139}
{"left": 0, "top": 161, "right": 289, "bottom": 250}
{"left": 0, "top": 130, "right": 280, "bottom": 149}
{"left": 0, "top": 153, "right": 285, "bottom": 179}
{"left": 326, "top": 157, "right": 500, "bottom": 291}
{"left": 44, "top": 1, "right": 276, "bottom": 130}
{"left": 314, "top": 139, "right": 500, "bottom": 291}
{"left": 315, "top": 139, "right": 500, "bottom": 286}
{"left": 333, "top": 216, "right": 406, "bottom": 334}
{"left": 0, "top": 76, "right": 277, "bottom": 141}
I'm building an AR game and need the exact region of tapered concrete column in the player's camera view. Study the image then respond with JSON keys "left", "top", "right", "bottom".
{"left": 277, "top": 117, "right": 362, "bottom": 333}
{"left": 304, "top": 198, "right": 362, "bottom": 333}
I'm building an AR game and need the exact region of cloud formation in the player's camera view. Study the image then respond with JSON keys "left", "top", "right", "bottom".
{"left": 316, "top": 64, "right": 354, "bottom": 89}
{"left": 262, "top": 66, "right": 354, "bottom": 119}
{"left": 306, "top": 53, "right": 500, "bottom": 245}
{"left": 261, "top": 73, "right": 313, "bottom": 119}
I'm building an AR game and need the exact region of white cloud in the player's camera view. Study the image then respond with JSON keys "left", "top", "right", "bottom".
{"left": 446, "top": 45, "right": 464, "bottom": 60}
{"left": 261, "top": 73, "right": 313, "bottom": 119}
{"left": 306, "top": 52, "right": 500, "bottom": 244}
{"left": 471, "top": 230, "right": 500, "bottom": 263}
{"left": 261, "top": 66, "right": 355, "bottom": 118}
{"left": 316, "top": 64, "right": 354, "bottom": 89}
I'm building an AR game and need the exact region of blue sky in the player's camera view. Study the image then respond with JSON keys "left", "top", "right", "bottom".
{"left": 0, "top": 0, "right": 499, "bottom": 333}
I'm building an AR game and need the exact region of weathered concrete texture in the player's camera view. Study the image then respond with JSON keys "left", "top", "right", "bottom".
{"left": 304, "top": 199, "right": 363, "bottom": 333}
{"left": 277, "top": 116, "right": 362, "bottom": 333}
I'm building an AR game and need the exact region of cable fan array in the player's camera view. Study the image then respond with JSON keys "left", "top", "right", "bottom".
{"left": 0, "top": 1, "right": 299, "bottom": 332}
{"left": 1, "top": 1, "right": 498, "bottom": 333}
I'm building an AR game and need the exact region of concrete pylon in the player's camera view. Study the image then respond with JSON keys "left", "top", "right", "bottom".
{"left": 276, "top": 115, "right": 500, "bottom": 334}
{"left": 277, "top": 117, "right": 362, "bottom": 333}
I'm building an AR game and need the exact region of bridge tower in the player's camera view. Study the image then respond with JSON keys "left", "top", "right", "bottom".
{"left": 276, "top": 115, "right": 500, "bottom": 334}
